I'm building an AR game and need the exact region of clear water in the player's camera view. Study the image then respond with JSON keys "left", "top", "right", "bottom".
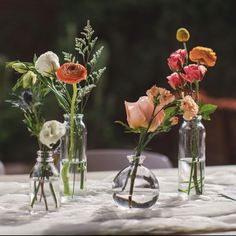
{"left": 29, "top": 177, "right": 60, "bottom": 214}
{"left": 60, "top": 159, "right": 87, "bottom": 201}
{"left": 113, "top": 188, "right": 159, "bottom": 208}
{"left": 178, "top": 158, "right": 205, "bottom": 196}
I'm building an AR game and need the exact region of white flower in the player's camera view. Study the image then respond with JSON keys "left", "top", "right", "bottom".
{"left": 35, "top": 51, "right": 60, "bottom": 76}
{"left": 39, "top": 120, "right": 66, "bottom": 148}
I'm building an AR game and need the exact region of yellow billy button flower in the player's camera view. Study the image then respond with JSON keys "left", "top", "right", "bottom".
{"left": 176, "top": 28, "right": 190, "bottom": 43}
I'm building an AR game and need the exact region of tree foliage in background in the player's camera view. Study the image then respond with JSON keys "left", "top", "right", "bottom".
{"left": 1, "top": 0, "right": 236, "bottom": 166}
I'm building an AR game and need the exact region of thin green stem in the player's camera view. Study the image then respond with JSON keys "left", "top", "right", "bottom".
{"left": 128, "top": 131, "right": 145, "bottom": 208}
{"left": 187, "top": 120, "right": 202, "bottom": 195}
{"left": 187, "top": 161, "right": 194, "bottom": 195}
{"left": 61, "top": 83, "right": 77, "bottom": 196}
{"left": 49, "top": 182, "right": 58, "bottom": 208}
{"left": 41, "top": 178, "right": 48, "bottom": 211}
{"left": 200, "top": 162, "right": 203, "bottom": 193}
{"left": 78, "top": 129, "right": 85, "bottom": 190}
{"left": 31, "top": 178, "right": 41, "bottom": 208}
{"left": 128, "top": 157, "right": 139, "bottom": 208}
{"left": 183, "top": 42, "right": 188, "bottom": 64}
{"left": 195, "top": 81, "right": 200, "bottom": 105}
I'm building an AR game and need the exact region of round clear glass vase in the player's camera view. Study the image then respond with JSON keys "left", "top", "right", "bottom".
{"left": 178, "top": 115, "right": 206, "bottom": 197}
{"left": 29, "top": 150, "right": 60, "bottom": 214}
{"left": 60, "top": 113, "right": 87, "bottom": 202}
{"left": 112, "top": 155, "right": 159, "bottom": 208}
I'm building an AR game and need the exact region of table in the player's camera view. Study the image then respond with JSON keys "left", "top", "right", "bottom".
{"left": 1, "top": 166, "right": 236, "bottom": 235}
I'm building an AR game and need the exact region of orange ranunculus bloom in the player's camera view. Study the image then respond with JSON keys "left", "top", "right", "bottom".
{"left": 189, "top": 46, "right": 217, "bottom": 67}
{"left": 57, "top": 63, "right": 87, "bottom": 84}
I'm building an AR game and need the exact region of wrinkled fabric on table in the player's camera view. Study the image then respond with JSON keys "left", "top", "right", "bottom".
{"left": 1, "top": 166, "right": 236, "bottom": 235}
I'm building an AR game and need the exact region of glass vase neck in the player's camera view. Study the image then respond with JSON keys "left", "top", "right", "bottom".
{"left": 63, "top": 113, "right": 84, "bottom": 121}
{"left": 127, "top": 155, "right": 146, "bottom": 164}
{"left": 184, "top": 115, "right": 202, "bottom": 123}
{"left": 37, "top": 150, "right": 53, "bottom": 162}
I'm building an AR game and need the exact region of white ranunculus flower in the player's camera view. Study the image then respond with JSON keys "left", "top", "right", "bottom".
{"left": 39, "top": 120, "right": 66, "bottom": 149}
{"left": 35, "top": 51, "right": 60, "bottom": 76}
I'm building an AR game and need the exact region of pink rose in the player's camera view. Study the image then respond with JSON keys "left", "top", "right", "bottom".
{"left": 167, "top": 49, "right": 187, "bottom": 71}
{"left": 184, "top": 64, "right": 207, "bottom": 82}
{"left": 167, "top": 72, "right": 185, "bottom": 90}
{"left": 125, "top": 96, "right": 165, "bottom": 132}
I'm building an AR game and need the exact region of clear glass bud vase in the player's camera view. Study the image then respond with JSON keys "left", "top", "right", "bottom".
{"left": 60, "top": 114, "right": 87, "bottom": 201}
{"left": 112, "top": 155, "right": 159, "bottom": 208}
{"left": 29, "top": 150, "right": 60, "bottom": 214}
{"left": 178, "top": 115, "right": 206, "bottom": 197}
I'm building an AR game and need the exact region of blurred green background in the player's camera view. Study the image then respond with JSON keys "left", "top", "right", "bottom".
{"left": 1, "top": 0, "right": 236, "bottom": 172}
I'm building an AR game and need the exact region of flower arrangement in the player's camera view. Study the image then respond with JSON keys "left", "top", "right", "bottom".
{"left": 7, "top": 20, "right": 106, "bottom": 203}
{"left": 117, "top": 85, "right": 179, "bottom": 208}
{"left": 6, "top": 60, "right": 65, "bottom": 210}
{"left": 44, "top": 21, "right": 105, "bottom": 197}
{"left": 166, "top": 28, "right": 217, "bottom": 195}
{"left": 30, "top": 120, "right": 65, "bottom": 212}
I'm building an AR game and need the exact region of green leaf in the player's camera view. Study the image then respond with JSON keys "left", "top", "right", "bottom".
{"left": 164, "top": 106, "right": 178, "bottom": 121}
{"left": 199, "top": 103, "right": 217, "bottom": 120}
{"left": 12, "top": 74, "right": 24, "bottom": 91}
{"left": 115, "top": 120, "right": 130, "bottom": 129}
{"left": 6, "top": 60, "right": 20, "bottom": 68}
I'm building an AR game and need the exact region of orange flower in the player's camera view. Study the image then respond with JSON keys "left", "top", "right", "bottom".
{"left": 189, "top": 47, "right": 217, "bottom": 67}
{"left": 57, "top": 63, "right": 87, "bottom": 84}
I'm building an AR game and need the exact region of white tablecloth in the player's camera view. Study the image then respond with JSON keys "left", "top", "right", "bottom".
{"left": 1, "top": 166, "right": 236, "bottom": 235}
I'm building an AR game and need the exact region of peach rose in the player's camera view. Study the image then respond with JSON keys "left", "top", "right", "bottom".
{"left": 167, "top": 72, "right": 185, "bottom": 90}
{"left": 170, "top": 116, "right": 179, "bottom": 126}
{"left": 57, "top": 63, "right": 87, "bottom": 84}
{"left": 189, "top": 46, "right": 217, "bottom": 67}
{"left": 184, "top": 64, "right": 207, "bottom": 82}
{"left": 125, "top": 96, "right": 165, "bottom": 132}
{"left": 180, "top": 95, "right": 199, "bottom": 121}
{"left": 146, "top": 85, "right": 159, "bottom": 101}
{"left": 158, "top": 88, "right": 175, "bottom": 106}
{"left": 167, "top": 49, "right": 187, "bottom": 71}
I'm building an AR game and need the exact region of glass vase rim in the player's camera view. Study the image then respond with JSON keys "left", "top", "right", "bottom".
{"left": 63, "top": 113, "right": 84, "bottom": 119}
{"left": 63, "top": 113, "right": 84, "bottom": 118}
{"left": 127, "top": 155, "right": 146, "bottom": 163}
{"left": 184, "top": 115, "right": 202, "bottom": 122}
{"left": 37, "top": 150, "right": 53, "bottom": 155}
{"left": 37, "top": 150, "right": 53, "bottom": 162}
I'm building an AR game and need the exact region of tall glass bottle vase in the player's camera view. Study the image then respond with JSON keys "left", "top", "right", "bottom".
{"left": 178, "top": 115, "right": 206, "bottom": 197}
{"left": 60, "top": 114, "right": 87, "bottom": 201}
{"left": 112, "top": 155, "right": 159, "bottom": 208}
{"left": 29, "top": 150, "right": 60, "bottom": 214}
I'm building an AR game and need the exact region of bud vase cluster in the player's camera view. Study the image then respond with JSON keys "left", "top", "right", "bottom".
{"left": 116, "top": 27, "right": 218, "bottom": 207}
{"left": 116, "top": 85, "right": 179, "bottom": 208}
{"left": 166, "top": 28, "right": 217, "bottom": 195}
{"left": 7, "top": 20, "right": 106, "bottom": 211}
{"left": 6, "top": 23, "right": 218, "bottom": 212}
